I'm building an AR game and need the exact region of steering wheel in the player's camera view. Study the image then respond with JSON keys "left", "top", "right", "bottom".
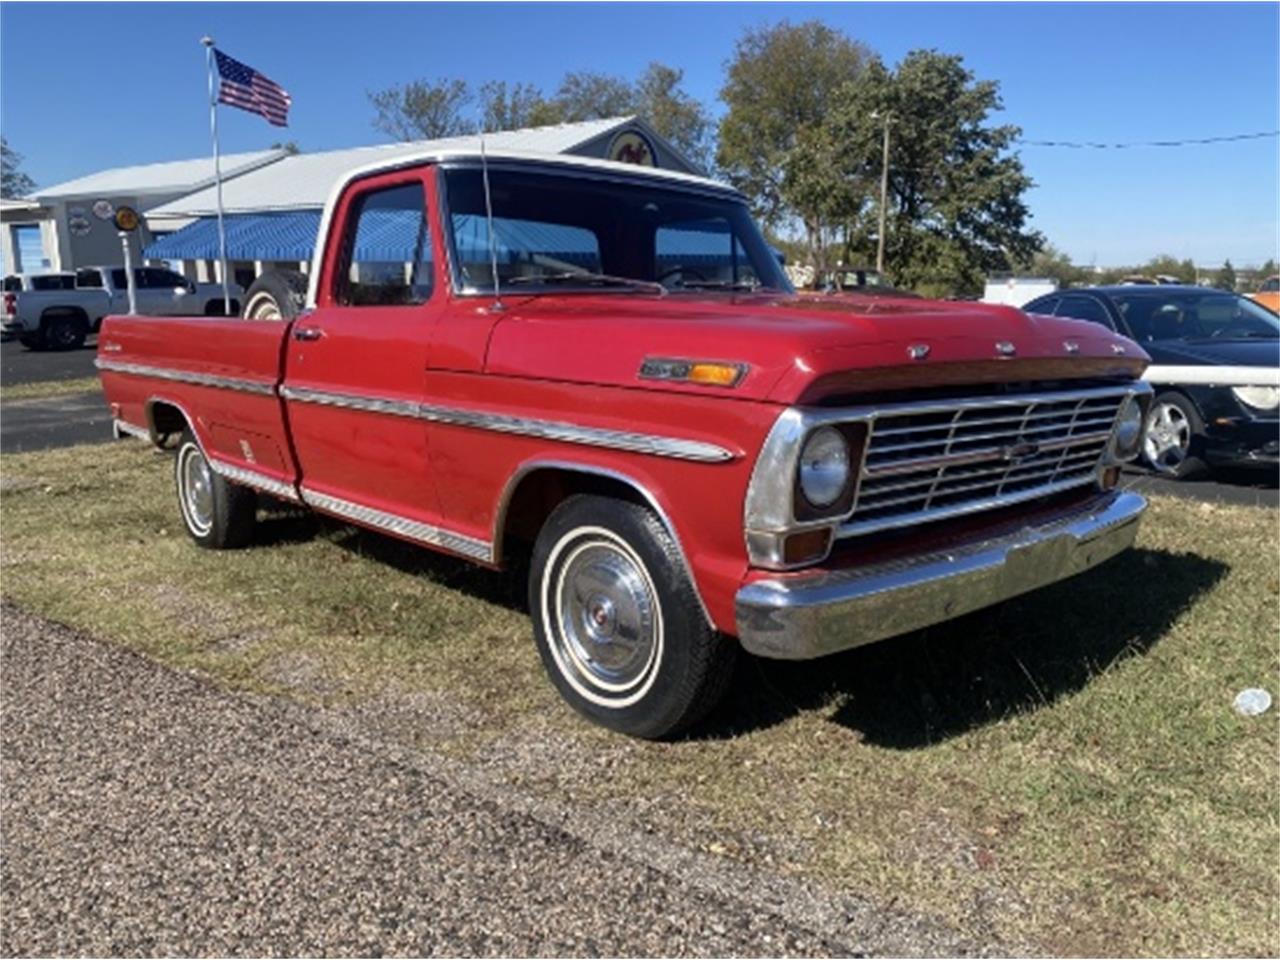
{"left": 656, "top": 265, "right": 709, "bottom": 285}
{"left": 1210, "top": 321, "right": 1253, "bottom": 339}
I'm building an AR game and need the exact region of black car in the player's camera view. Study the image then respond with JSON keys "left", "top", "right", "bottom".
{"left": 1024, "top": 285, "right": 1279, "bottom": 478}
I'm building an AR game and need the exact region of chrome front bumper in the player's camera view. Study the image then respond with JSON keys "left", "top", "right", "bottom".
{"left": 735, "top": 491, "right": 1146, "bottom": 659}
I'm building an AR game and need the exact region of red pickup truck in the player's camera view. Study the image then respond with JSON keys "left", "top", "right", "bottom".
{"left": 97, "top": 150, "right": 1152, "bottom": 738}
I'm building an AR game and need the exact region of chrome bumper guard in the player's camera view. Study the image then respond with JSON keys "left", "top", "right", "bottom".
{"left": 735, "top": 491, "right": 1146, "bottom": 659}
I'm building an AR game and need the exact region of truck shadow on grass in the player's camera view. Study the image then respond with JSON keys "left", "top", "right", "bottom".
{"left": 254, "top": 507, "right": 1227, "bottom": 749}
{"left": 702, "top": 548, "right": 1228, "bottom": 748}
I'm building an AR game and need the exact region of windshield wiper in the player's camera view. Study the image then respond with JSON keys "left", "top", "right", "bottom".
{"left": 506, "top": 271, "right": 666, "bottom": 296}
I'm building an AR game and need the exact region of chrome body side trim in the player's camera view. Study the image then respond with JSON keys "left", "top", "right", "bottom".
{"left": 736, "top": 491, "right": 1146, "bottom": 659}
{"left": 96, "top": 358, "right": 276, "bottom": 396}
{"left": 209, "top": 457, "right": 301, "bottom": 503}
{"left": 300, "top": 486, "right": 492, "bottom": 562}
{"left": 490, "top": 458, "right": 714, "bottom": 629}
{"left": 280, "top": 384, "right": 734, "bottom": 462}
{"left": 112, "top": 418, "right": 150, "bottom": 441}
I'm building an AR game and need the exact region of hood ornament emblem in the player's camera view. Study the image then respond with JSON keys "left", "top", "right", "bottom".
{"left": 1064, "top": 340, "right": 1080, "bottom": 355}
{"left": 995, "top": 340, "right": 1016, "bottom": 357}
{"left": 907, "top": 343, "right": 930, "bottom": 361}
{"left": 1111, "top": 343, "right": 1127, "bottom": 355}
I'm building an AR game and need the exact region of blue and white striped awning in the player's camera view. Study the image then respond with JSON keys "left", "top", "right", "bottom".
{"left": 144, "top": 211, "right": 322, "bottom": 262}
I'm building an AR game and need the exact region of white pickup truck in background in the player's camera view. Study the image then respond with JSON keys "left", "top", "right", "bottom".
{"left": 1, "top": 266, "right": 242, "bottom": 350}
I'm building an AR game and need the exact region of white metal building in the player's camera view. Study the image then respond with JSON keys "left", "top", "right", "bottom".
{"left": 1, "top": 116, "right": 700, "bottom": 292}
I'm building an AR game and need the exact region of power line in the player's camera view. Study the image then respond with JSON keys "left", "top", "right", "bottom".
{"left": 1018, "top": 130, "right": 1279, "bottom": 149}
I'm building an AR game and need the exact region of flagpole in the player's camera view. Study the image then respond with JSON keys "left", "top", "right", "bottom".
{"left": 201, "top": 36, "right": 232, "bottom": 316}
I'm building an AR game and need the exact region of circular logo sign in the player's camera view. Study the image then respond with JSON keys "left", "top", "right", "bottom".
{"left": 113, "top": 206, "right": 140, "bottom": 232}
{"left": 92, "top": 199, "right": 116, "bottom": 221}
{"left": 68, "top": 207, "right": 92, "bottom": 237}
{"left": 609, "top": 130, "right": 656, "bottom": 167}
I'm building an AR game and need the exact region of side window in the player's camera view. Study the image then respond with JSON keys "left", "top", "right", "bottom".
{"left": 1056, "top": 296, "right": 1114, "bottom": 329}
{"left": 1025, "top": 295, "right": 1059, "bottom": 315}
{"left": 336, "top": 181, "right": 433, "bottom": 307}
{"left": 76, "top": 269, "right": 104, "bottom": 289}
{"left": 30, "top": 274, "right": 75, "bottom": 290}
{"left": 110, "top": 269, "right": 128, "bottom": 289}
{"left": 655, "top": 218, "right": 762, "bottom": 287}
{"left": 137, "top": 268, "right": 187, "bottom": 289}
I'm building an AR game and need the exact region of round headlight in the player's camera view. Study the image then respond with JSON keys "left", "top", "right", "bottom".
{"left": 1112, "top": 396, "right": 1144, "bottom": 460}
{"left": 1231, "top": 385, "right": 1280, "bottom": 411}
{"left": 799, "top": 427, "right": 851, "bottom": 508}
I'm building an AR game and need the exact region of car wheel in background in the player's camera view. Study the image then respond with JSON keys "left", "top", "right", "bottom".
{"left": 174, "top": 429, "right": 257, "bottom": 549}
{"left": 1143, "top": 392, "right": 1209, "bottom": 479}
{"left": 529, "top": 494, "right": 736, "bottom": 740}
{"left": 44, "top": 314, "right": 86, "bottom": 351}
{"left": 241, "top": 270, "right": 308, "bottom": 321}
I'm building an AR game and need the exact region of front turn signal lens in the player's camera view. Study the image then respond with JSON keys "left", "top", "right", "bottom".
{"left": 687, "top": 362, "right": 743, "bottom": 387}
{"left": 783, "top": 527, "right": 833, "bottom": 566}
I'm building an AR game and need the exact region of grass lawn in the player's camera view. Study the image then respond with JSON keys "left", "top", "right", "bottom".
{"left": 2, "top": 439, "right": 1276, "bottom": 955}
{"left": 0, "top": 376, "right": 103, "bottom": 402}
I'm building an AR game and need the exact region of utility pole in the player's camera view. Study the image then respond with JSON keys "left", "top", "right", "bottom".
{"left": 874, "top": 111, "right": 893, "bottom": 276}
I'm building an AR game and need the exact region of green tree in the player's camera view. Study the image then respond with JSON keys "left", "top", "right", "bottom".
{"left": 1215, "top": 259, "right": 1237, "bottom": 291}
{"left": 826, "top": 50, "right": 1042, "bottom": 296}
{"left": 477, "top": 81, "right": 550, "bottom": 132}
{"left": 1018, "top": 243, "right": 1089, "bottom": 289}
{"left": 632, "top": 63, "right": 714, "bottom": 172}
{"left": 1, "top": 137, "right": 36, "bottom": 198}
{"left": 717, "top": 20, "right": 873, "bottom": 235}
{"left": 1140, "top": 254, "right": 1197, "bottom": 284}
{"left": 368, "top": 79, "right": 474, "bottom": 141}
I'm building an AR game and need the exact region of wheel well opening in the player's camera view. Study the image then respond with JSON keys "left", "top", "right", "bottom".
{"left": 498, "top": 468, "right": 648, "bottom": 565}
{"left": 147, "top": 401, "right": 189, "bottom": 448}
{"left": 40, "top": 306, "right": 89, "bottom": 327}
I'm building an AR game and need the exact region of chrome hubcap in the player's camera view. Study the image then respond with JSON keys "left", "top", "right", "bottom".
{"left": 543, "top": 527, "right": 663, "bottom": 707}
{"left": 1143, "top": 402, "right": 1191, "bottom": 471}
{"left": 178, "top": 444, "right": 214, "bottom": 535}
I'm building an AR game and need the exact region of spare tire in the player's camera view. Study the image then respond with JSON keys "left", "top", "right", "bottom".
{"left": 241, "top": 270, "right": 308, "bottom": 321}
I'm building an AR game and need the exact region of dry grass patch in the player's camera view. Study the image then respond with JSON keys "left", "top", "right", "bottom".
{"left": 0, "top": 376, "right": 103, "bottom": 402}
{"left": 2, "top": 440, "right": 1276, "bottom": 955}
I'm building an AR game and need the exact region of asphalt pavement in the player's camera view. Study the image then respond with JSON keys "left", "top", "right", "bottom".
{"left": 1, "top": 605, "right": 974, "bottom": 957}
{"left": 1, "top": 335, "right": 98, "bottom": 385}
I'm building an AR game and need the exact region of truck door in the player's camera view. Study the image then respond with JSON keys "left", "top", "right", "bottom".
{"left": 280, "top": 167, "right": 446, "bottom": 538}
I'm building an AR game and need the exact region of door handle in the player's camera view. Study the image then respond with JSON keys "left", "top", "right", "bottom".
{"left": 292, "top": 326, "right": 324, "bottom": 342}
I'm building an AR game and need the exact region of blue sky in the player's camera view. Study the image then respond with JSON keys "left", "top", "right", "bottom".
{"left": 2, "top": 2, "right": 1277, "bottom": 267}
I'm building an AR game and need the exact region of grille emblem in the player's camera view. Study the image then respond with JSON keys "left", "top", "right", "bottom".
{"left": 907, "top": 343, "right": 930, "bottom": 360}
{"left": 995, "top": 340, "right": 1016, "bottom": 357}
{"left": 1001, "top": 439, "right": 1041, "bottom": 464}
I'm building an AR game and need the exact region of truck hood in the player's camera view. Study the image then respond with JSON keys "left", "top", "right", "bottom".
{"left": 484, "top": 292, "right": 1148, "bottom": 404}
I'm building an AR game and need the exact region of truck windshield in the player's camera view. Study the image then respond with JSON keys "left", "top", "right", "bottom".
{"left": 441, "top": 165, "right": 792, "bottom": 295}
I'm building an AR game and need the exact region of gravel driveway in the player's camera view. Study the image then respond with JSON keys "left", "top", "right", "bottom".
{"left": 0, "top": 605, "right": 885, "bottom": 957}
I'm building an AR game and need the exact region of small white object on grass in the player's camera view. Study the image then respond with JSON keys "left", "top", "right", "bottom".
{"left": 1233, "top": 688, "right": 1272, "bottom": 717}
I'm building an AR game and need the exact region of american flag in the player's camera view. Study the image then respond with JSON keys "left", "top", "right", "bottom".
{"left": 215, "top": 49, "right": 291, "bottom": 127}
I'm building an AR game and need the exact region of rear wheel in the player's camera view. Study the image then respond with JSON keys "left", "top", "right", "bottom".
{"left": 242, "top": 270, "right": 307, "bottom": 321}
{"left": 530, "top": 495, "right": 735, "bottom": 739}
{"left": 174, "top": 429, "right": 257, "bottom": 548}
{"left": 43, "top": 314, "right": 86, "bottom": 350}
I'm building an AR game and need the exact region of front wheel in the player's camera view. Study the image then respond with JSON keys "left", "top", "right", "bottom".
{"left": 1143, "top": 392, "right": 1208, "bottom": 479}
{"left": 174, "top": 429, "right": 257, "bottom": 548}
{"left": 530, "top": 495, "right": 736, "bottom": 739}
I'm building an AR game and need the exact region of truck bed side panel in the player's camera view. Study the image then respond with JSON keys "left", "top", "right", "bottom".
{"left": 97, "top": 315, "right": 297, "bottom": 489}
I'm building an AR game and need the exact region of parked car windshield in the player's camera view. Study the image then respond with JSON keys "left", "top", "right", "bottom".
{"left": 1112, "top": 290, "right": 1280, "bottom": 341}
{"left": 441, "top": 165, "right": 791, "bottom": 294}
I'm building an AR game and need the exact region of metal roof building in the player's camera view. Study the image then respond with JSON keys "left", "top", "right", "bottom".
{"left": 139, "top": 116, "right": 702, "bottom": 289}
{"left": 4, "top": 116, "right": 702, "bottom": 286}
{"left": 1, "top": 148, "right": 285, "bottom": 276}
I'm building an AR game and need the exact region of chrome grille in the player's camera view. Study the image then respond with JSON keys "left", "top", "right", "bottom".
{"left": 841, "top": 386, "right": 1129, "bottom": 538}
